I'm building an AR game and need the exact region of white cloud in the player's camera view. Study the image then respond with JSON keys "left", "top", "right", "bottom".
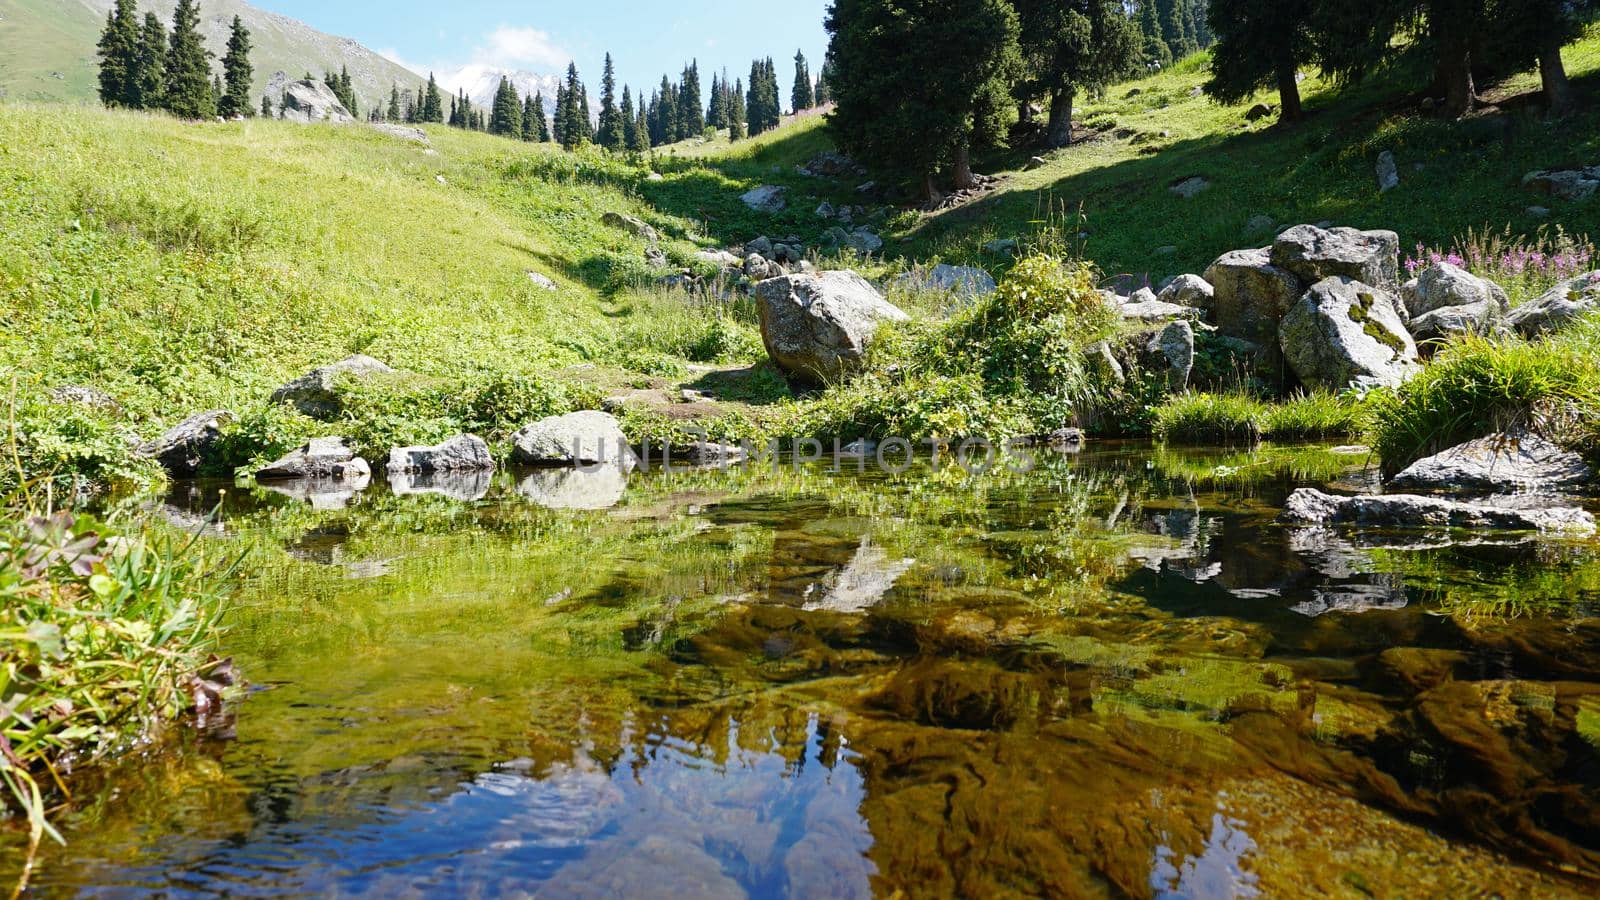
{"left": 375, "top": 47, "right": 427, "bottom": 77}
{"left": 477, "top": 25, "right": 569, "bottom": 71}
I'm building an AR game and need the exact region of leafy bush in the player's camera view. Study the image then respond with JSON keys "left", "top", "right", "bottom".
{"left": 3, "top": 397, "right": 159, "bottom": 494}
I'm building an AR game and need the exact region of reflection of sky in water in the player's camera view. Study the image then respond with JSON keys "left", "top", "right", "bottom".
{"left": 100, "top": 714, "right": 874, "bottom": 898}
{"left": 1150, "top": 799, "right": 1261, "bottom": 900}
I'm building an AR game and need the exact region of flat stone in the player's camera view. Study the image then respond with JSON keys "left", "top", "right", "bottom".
{"left": 1390, "top": 431, "right": 1592, "bottom": 492}
{"left": 1170, "top": 176, "right": 1210, "bottom": 199}
{"left": 255, "top": 437, "right": 370, "bottom": 481}
{"left": 1507, "top": 270, "right": 1600, "bottom": 337}
{"left": 1279, "top": 488, "right": 1596, "bottom": 534}
{"left": 1272, "top": 224, "right": 1400, "bottom": 289}
{"left": 385, "top": 434, "right": 494, "bottom": 473}
{"left": 741, "top": 185, "right": 788, "bottom": 214}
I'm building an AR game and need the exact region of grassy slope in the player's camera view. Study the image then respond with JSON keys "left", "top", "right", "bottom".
{"left": 0, "top": 104, "right": 717, "bottom": 434}
{"left": 663, "top": 36, "right": 1600, "bottom": 284}
{"left": 0, "top": 0, "right": 102, "bottom": 103}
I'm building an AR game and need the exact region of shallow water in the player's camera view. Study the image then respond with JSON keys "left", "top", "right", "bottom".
{"left": 8, "top": 443, "right": 1600, "bottom": 897}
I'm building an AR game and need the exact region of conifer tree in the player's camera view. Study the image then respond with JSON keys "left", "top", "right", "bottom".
{"left": 388, "top": 85, "right": 402, "bottom": 121}
{"left": 522, "top": 94, "right": 539, "bottom": 140}
{"left": 707, "top": 73, "right": 725, "bottom": 128}
{"left": 421, "top": 73, "right": 444, "bottom": 123}
{"left": 578, "top": 84, "right": 593, "bottom": 140}
{"left": 96, "top": 1, "right": 140, "bottom": 108}
{"left": 1205, "top": 0, "right": 1316, "bottom": 120}
{"left": 598, "top": 53, "right": 624, "bottom": 149}
{"left": 449, "top": 93, "right": 460, "bottom": 127}
{"left": 490, "top": 76, "right": 522, "bottom": 136}
{"left": 792, "top": 50, "right": 813, "bottom": 110}
{"left": 620, "top": 85, "right": 638, "bottom": 147}
{"left": 1015, "top": 0, "right": 1138, "bottom": 147}
{"left": 729, "top": 77, "right": 747, "bottom": 139}
{"left": 532, "top": 91, "right": 551, "bottom": 141}
{"left": 1156, "top": 0, "right": 1196, "bottom": 59}
{"left": 553, "top": 83, "right": 569, "bottom": 145}
{"left": 680, "top": 61, "right": 705, "bottom": 135}
{"left": 130, "top": 11, "right": 167, "bottom": 110}
{"left": 632, "top": 101, "right": 652, "bottom": 152}
{"left": 162, "top": 0, "right": 214, "bottom": 118}
{"left": 656, "top": 74, "right": 677, "bottom": 144}
{"left": 218, "top": 16, "right": 253, "bottom": 118}
{"left": 262, "top": 94, "right": 273, "bottom": 117}
{"left": 1137, "top": 2, "right": 1172, "bottom": 69}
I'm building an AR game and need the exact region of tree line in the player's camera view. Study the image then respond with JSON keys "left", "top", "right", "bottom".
{"left": 824, "top": 0, "right": 1592, "bottom": 200}
{"left": 96, "top": 0, "right": 254, "bottom": 119}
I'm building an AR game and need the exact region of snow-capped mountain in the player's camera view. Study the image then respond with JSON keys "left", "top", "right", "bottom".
{"left": 440, "top": 65, "right": 562, "bottom": 112}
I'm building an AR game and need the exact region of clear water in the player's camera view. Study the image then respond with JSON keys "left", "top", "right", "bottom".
{"left": 7, "top": 443, "right": 1600, "bottom": 897}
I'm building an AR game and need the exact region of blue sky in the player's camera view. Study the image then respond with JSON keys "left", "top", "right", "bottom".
{"left": 255, "top": 0, "right": 831, "bottom": 98}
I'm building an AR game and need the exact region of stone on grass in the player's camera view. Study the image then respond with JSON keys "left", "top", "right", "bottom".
{"left": 255, "top": 437, "right": 370, "bottom": 481}
{"left": 601, "top": 212, "right": 660, "bottom": 242}
{"left": 1279, "top": 488, "right": 1595, "bottom": 535}
{"left": 385, "top": 435, "right": 494, "bottom": 474}
{"left": 48, "top": 386, "right": 119, "bottom": 413}
{"left": 512, "top": 411, "right": 632, "bottom": 467}
{"left": 270, "top": 354, "right": 396, "bottom": 419}
{"left": 1141, "top": 320, "right": 1195, "bottom": 390}
{"left": 527, "top": 272, "right": 559, "bottom": 290}
{"left": 745, "top": 253, "right": 785, "bottom": 282}
{"left": 277, "top": 80, "right": 353, "bottom": 124}
{"left": 1170, "top": 176, "right": 1210, "bottom": 199}
{"left": 1390, "top": 431, "right": 1592, "bottom": 493}
{"left": 694, "top": 249, "right": 743, "bottom": 268}
{"left": 755, "top": 271, "right": 909, "bottom": 383}
{"left": 1400, "top": 263, "right": 1509, "bottom": 318}
{"left": 1376, "top": 151, "right": 1400, "bottom": 193}
{"left": 1271, "top": 225, "right": 1400, "bottom": 289}
{"left": 1279, "top": 277, "right": 1419, "bottom": 392}
{"left": 1507, "top": 271, "right": 1600, "bottom": 337}
{"left": 1522, "top": 168, "right": 1600, "bottom": 202}
{"left": 137, "top": 410, "right": 234, "bottom": 478}
{"left": 741, "top": 185, "right": 788, "bottom": 214}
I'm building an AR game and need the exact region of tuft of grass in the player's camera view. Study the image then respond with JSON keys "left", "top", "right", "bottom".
{"left": 1260, "top": 391, "right": 1371, "bottom": 440}
{"left": 1154, "top": 391, "right": 1366, "bottom": 444}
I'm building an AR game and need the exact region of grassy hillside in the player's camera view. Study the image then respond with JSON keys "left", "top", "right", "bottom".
{"left": 653, "top": 36, "right": 1600, "bottom": 285}
{"left": 0, "top": 0, "right": 429, "bottom": 107}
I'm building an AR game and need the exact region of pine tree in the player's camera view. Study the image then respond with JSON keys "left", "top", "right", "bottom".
{"left": 552, "top": 82, "right": 569, "bottom": 145}
{"left": 341, "top": 65, "right": 357, "bottom": 118}
{"left": 729, "top": 77, "right": 747, "bottom": 140}
{"left": 531, "top": 91, "right": 551, "bottom": 141}
{"left": 1156, "top": 0, "right": 1196, "bottom": 59}
{"left": 632, "top": 101, "right": 652, "bottom": 153}
{"left": 131, "top": 11, "right": 167, "bottom": 109}
{"left": 96, "top": 1, "right": 140, "bottom": 108}
{"left": 1137, "top": 2, "right": 1173, "bottom": 70}
{"left": 522, "top": 94, "right": 539, "bottom": 140}
{"left": 792, "top": 50, "right": 814, "bottom": 110}
{"left": 826, "top": 0, "right": 1019, "bottom": 198}
{"left": 620, "top": 85, "right": 638, "bottom": 148}
{"left": 578, "top": 83, "right": 593, "bottom": 140}
{"left": 1015, "top": 0, "right": 1139, "bottom": 148}
{"left": 388, "top": 85, "right": 402, "bottom": 121}
{"left": 490, "top": 76, "right": 522, "bottom": 136}
{"left": 422, "top": 73, "right": 444, "bottom": 123}
{"left": 161, "top": 0, "right": 214, "bottom": 118}
{"left": 1204, "top": 0, "right": 1317, "bottom": 120}
{"left": 656, "top": 74, "right": 677, "bottom": 144}
{"left": 680, "top": 61, "right": 705, "bottom": 135}
{"left": 218, "top": 16, "right": 253, "bottom": 118}
{"left": 707, "top": 73, "right": 724, "bottom": 129}
{"left": 597, "top": 53, "right": 624, "bottom": 149}
{"left": 261, "top": 94, "right": 273, "bottom": 117}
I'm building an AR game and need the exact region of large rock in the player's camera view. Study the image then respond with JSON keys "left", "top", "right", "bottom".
{"left": 1409, "top": 303, "right": 1505, "bottom": 343}
{"left": 741, "top": 185, "right": 788, "bottom": 214}
{"left": 755, "top": 271, "right": 909, "bottom": 382}
{"left": 278, "top": 80, "right": 354, "bottom": 124}
{"left": 1271, "top": 225, "right": 1400, "bottom": 289}
{"left": 891, "top": 264, "right": 997, "bottom": 301}
{"left": 385, "top": 435, "right": 494, "bottom": 473}
{"left": 1138, "top": 320, "right": 1195, "bottom": 390}
{"left": 1202, "top": 248, "right": 1303, "bottom": 378}
{"left": 1156, "top": 274, "right": 1214, "bottom": 309}
{"left": 744, "top": 253, "right": 785, "bottom": 282}
{"left": 797, "top": 152, "right": 866, "bottom": 178}
{"left": 270, "top": 355, "right": 395, "bottom": 419}
{"left": 1390, "top": 431, "right": 1593, "bottom": 493}
{"left": 255, "top": 437, "right": 371, "bottom": 481}
{"left": 823, "top": 226, "right": 883, "bottom": 256}
{"left": 1522, "top": 168, "right": 1600, "bottom": 202}
{"left": 1400, "top": 263, "right": 1509, "bottom": 318}
{"left": 1279, "top": 277, "right": 1419, "bottom": 391}
{"left": 512, "top": 411, "right": 632, "bottom": 467}
{"left": 1280, "top": 488, "right": 1596, "bottom": 534}
{"left": 601, "top": 212, "right": 660, "bottom": 243}
{"left": 137, "top": 410, "right": 233, "bottom": 478}
{"left": 1507, "top": 271, "right": 1600, "bottom": 337}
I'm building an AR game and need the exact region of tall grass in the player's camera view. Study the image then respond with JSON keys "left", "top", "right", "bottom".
{"left": 0, "top": 501, "right": 235, "bottom": 891}
{"left": 1153, "top": 391, "right": 1367, "bottom": 444}
{"left": 1404, "top": 225, "right": 1596, "bottom": 306}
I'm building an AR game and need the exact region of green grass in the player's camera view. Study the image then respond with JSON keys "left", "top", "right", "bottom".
{"left": 1153, "top": 391, "right": 1367, "bottom": 444}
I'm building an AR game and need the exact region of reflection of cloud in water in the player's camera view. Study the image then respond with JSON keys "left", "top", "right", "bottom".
{"left": 517, "top": 464, "right": 629, "bottom": 511}
{"left": 388, "top": 469, "right": 492, "bottom": 501}
{"left": 1150, "top": 799, "right": 1261, "bottom": 899}
{"left": 802, "top": 537, "right": 914, "bottom": 614}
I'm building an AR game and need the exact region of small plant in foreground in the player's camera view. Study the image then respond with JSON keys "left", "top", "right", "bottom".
{"left": 1405, "top": 226, "right": 1595, "bottom": 307}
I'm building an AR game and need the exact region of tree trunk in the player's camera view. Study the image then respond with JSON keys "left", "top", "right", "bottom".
{"left": 1438, "top": 42, "right": 1475, "bottom": 118}
{"left": 1541, "top": 41, "right": 1574, "bottom": 115}
{"left": 952, "top": 144, "right": 977, "bottom": 191}
{"left": 921, "top": 171, "right": 941, "bottom": 206}
{"left": 1276, "top": 66, "right": 1303, "bottom": 121}
{"left": 1046, "top": 87, "right": 1075, "bottom": 148}
{"left": 1017, "top": 99, "right": 1034, "bottom": 126}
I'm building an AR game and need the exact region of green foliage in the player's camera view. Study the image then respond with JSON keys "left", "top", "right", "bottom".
{"left": 2, "top": 396, "right": 159, "bottom": 494}
{"left": 160, "top": 0, "right": 213, "bottom": 119}
{"left": 1153, "top": 390, "right": 1367, "bottom": 443}
{"left": 217, "top": 16, "right": 253, "bottom": 120}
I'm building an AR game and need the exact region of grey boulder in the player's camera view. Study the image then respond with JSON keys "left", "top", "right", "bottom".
{"left": 1139, "top": 320, "right": 1195, "bottom": 390}
{"left": 1400, "top": 263, "right": 1508, "bottom": 318}
{"left": 601, "top": 212, "right": 660, "bottom": 243}
{"left": 1376, "top": 151, "right": 1400, "bottom": 193}
{"left": 1522, "top": 168, "right": 1600, "bottom": 202}
{"left": 1279, "top": 277, "right": 1419, "bottom": 391}
{"left": 1271, "top": 224, "right": 1400, "bottom": 289}
{"left": 1156, "top": 273, "right": 1214, "bottom": 309}
{"left": 1390, "top": 431, "right": 1592, "bottom": 493}
{"left": 741, "top": 185, "right": 788, "bottom": 214}
{"left": 270, "top": 354, "right": 395, "bottom": 419}
{"left": 278, "top": 80, "right": 353, "bottom": 124}
{"left": 755, "top": 271, "right": 909, "bottom": 382}
{"left": 385, "top": 435, "right": 494, "bottom": 473}
{"left": 255, "top": 437, "right": 371, "bottom": 481}
{"left": 512, "top": 411, "right": 632, "bottom": 467}
{"left": 1203, "top": 247, "right": 1303, "bottom": 376}
{"left": 1280, "top": 488, "right": 1596, "bottom": 535}
{"left": 137, "top": 410, "right": 234, "bottom": 477}
{"left": 1507, "top": 271, "right": 1600, "bottom": 337}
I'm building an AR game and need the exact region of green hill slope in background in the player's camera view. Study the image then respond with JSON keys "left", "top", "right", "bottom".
{"left": 0, "top": 0, "right": 427, "bottom": 106}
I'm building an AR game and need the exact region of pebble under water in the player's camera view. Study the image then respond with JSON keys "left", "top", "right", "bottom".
{"left": 7, "top": 443, "right": 1600, "bottom": 897}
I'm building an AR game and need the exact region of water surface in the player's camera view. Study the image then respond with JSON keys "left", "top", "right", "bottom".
{"left": 9, "top": 444, "right": 1600, "bottom": 897}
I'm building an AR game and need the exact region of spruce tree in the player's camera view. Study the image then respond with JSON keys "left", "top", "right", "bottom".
{"left": 262, "top": 94, "right": 273, "bottom": 117}
{"left": 632, "top": 101, "right": 652, "bottom": 152}
{"left": 522, "top": 94, "right": 539, "bottom": 140}
{"left": 532, "top": 91, "right": 551, "bottom": 141}
{"left": 598, "top": 53, "right": 624, "bottom": 149}
{"left": 490, "top": 76, "right": 522, "bottom": 136}
{"left": 1156, "top": 0, "right": 1196, "bottom": 60}
{"left": 826, "top": 0, "right": 1019, "bottom": 198}
{"left": 96, "top": 1, "right": 140, "bottom": 108}
{"left": 388, "top": 85, "right": 402, "bottom": 121}
{"left": 657, "top": 74, "right": 677, "bottom": 144}
{"left": 162, "top": 0, "right": 214, "bottom": 118}
{"left": 707, "top": 73, "right": 725, "bottom": 129}
{"left": 729, "top": 77, "right": 747, "bottom": 139}
{"left": 131, "top": 11, "right": 168, "bottom": 109}
{"left": 218, "top": 16, "right": 253, "bottom": 119}
{"left": 553, "top": 83, "right": 569, "bottom": 145}
{"left": 1137, "top": 2, "right": 1173, "bottom": 70}
{"left": 620, "top": 85, "right": 638, "bottom": 148}
{"left": 422, "top": 73, "right": 444, "bottom": 123}
{"left": 792, "top": 50, "right": 813, "bottom": 110}
{"left": 1204, "top": 0, "right": 1317, "bottom": 120}
{"left": 680, "top": 61, "right": 705, "bottom": 135}
{"left": 1015, "top": 0, "right": 1139, "bottom": 148}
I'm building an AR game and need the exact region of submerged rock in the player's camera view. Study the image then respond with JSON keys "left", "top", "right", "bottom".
{"left": 1390, "top": 431, "right": 1592, "bottom": 493}
{"left": 755, "top": 271, "right": 909, "bottom": 382}
{"left": 1279, "top": 277, "right": 1419, "bottom": 391}
{"left": 270, "top": 355, "right": 396, "bottom": 419}
{"left": 512, "top": 411, "right": 632, "bottom": 467}
{"left": 385, "top": 435, "right": 494, "bottom": 474}
{"left": 1279, "top": 488, "right": 1596, "bottom": 534}
{"left": 255, "top": 437, "right": 370, "bottom": 481}
{"left": 137, "top": 410, "right": 234, "bottom": 478}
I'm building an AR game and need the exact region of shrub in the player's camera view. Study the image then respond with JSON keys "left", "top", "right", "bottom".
{"left": 3, "top": 397, "right": 159, "bottom": 494}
